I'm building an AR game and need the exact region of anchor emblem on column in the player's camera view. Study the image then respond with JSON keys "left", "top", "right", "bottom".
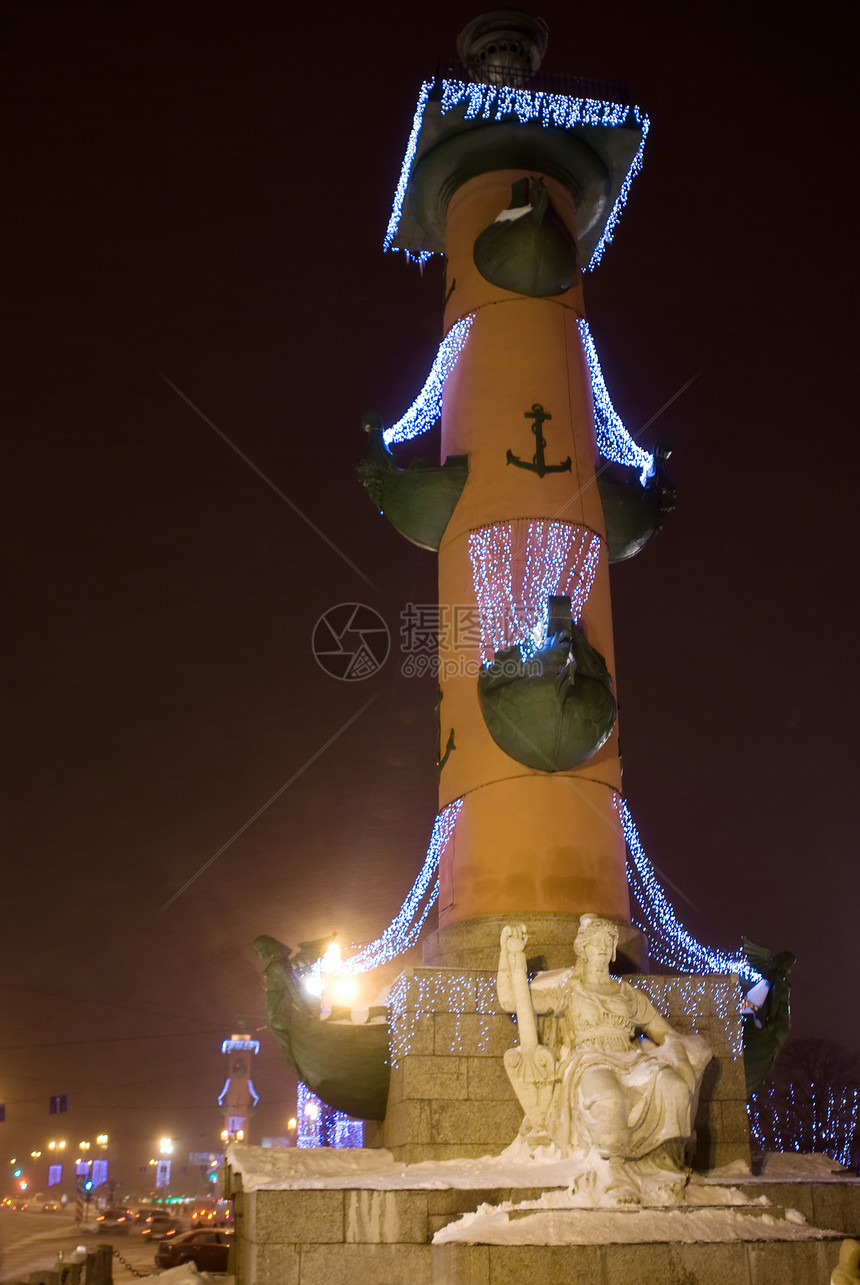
{"left": 506, "top": 403, "right": 571, "bottom": 478}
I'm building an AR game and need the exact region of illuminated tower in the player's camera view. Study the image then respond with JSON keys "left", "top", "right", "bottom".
{"left": 361, "top": 10, "right": 671, "bottom": 970}
{"left": 218, "top": 1028, "right": 260, "bottom": 1145}
{"left": 261, "top": 7, "right": 755, "bottom": 1176}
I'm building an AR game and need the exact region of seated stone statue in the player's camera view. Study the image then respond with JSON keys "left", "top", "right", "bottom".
{"left": 497, "top": 915, "right": 712, "bottom": 1170}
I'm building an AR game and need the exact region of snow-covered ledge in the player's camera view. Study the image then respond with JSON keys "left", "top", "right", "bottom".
{"left": 224, "top": 1144, "right": 854, "bottom": 1285}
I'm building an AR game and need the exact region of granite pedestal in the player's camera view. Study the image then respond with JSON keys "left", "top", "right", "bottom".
{"left": 225, "top": 1151, "right": 854, "bottom": 1285}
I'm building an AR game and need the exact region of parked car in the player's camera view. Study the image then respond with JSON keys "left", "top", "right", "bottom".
{"left": 140, "top": 1210, "right": 183, "bottom": 1238}
{"left": 154, "top": 1229, "right": 233, "bottom": 1272}
{"left": 95, "top": 1207, "right": 133, "bottom": 1233}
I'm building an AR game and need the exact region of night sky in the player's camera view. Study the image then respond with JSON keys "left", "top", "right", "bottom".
{"left": 3, "top": 1, "right": 856, "bottom": 1184}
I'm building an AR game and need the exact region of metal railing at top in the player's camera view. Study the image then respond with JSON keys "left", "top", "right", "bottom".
{"left": 434, "top": 59, "right": 631, "bottom": 107}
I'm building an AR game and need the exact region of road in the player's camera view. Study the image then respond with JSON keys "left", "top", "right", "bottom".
{"left": 0, "top": 1208, "right": 162, "bottom": 1282}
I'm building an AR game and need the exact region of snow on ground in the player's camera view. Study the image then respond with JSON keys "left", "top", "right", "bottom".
{"left": 134, "top": 1266, "right": 234, "bottom": 1283}
{"left": 757, "top": 1152, "right": 855, "bottom": 1179}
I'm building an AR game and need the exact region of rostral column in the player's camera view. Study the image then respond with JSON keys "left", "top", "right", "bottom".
{"left": 363, "top": 11, "right": 672, "bottom": 971}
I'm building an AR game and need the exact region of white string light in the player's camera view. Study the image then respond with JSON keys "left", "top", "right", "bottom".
{"left": 578, "top": 320, "right": 655, "bottom": 482}
{"left": 389, "top": 971, "right": 501, "bottom": 1068}
{"left": 469, "top": 520, "right": 600, "bottom": 664}
{"left": 440, "top": 80, "right": 633, "bottom": 130}
{"left": 616, "top": 794, "right": 760, "bottom": 983}
{"left": 377, "top": 319, "right": 651, "bottom": 483}
{"left": 292, "top": 804, "right": 463, "bottom": 1148}
{"left": 296, "top": 1082, "right": 362, "bottom": 1148}
{"left": 748, "top": 1082, "right": 860, "bottom": 1167}
{"left": 385, "top": 78, "right": 650, "bottom": 270}
{"left": 221, "top": 1038, "right": 260, "bottom": 1055}
{"left": 338, "top": 799, "right": 463, "bottom": 975}
{"left": 383, "top": 315, "right": 475, "bottom": 446}
{"left": 383, "top": 78, "right": 435, "bottom": 264}
{"left": 634, "top": 975, "right": 744, "bottom": 1059}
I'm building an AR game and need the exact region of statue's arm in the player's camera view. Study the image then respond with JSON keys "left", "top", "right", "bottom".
{"left": 497, "top": 925, "right": 554, "bottom": 1016}
{"left": 497, "top": 934, "right": 517, "bottom": 1012}
{"left": 635, "top": 989, "right": 711, "bottom": 1083}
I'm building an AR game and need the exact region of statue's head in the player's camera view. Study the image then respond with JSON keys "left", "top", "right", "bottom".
{"left": 573, "top": 915, "right": 619, "bottom": 971}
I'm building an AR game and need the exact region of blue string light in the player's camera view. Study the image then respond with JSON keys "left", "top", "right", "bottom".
{"left": 579, "top": 321, "right": 655, "bottom": 483}
{"left": 221, "top": 1038, "right": 260, "bottom": 1055}
{"left": 469, "top": 520, "right": 600, "bottom": 664}
{"left": 289, "top": 807, "right": 461, "bottom": 1145}
{"left": 616, "top": 794, "right": 760, "bottom": 983}
{"left": 379, "top": 316, "right": 650, "bottom": 489}
{"left": 383, "top": 315, "right": 475, "bottom": 446}
{"left": 296, "top": 1082, "right": 366, "bottom": 1149}
{"left": 338, "top": 799, "right": 463, "bottom": 975}
{"left": 748, "top": 1082, "right": 860, "bottom": 1167}
{"left": 383, "top": 79, "right": 435, "bottom": 264}
{"left": 297, "top": 1082, "right": 321, "bottom": 1147}
{"left": 634, "top": 975, "right": 744, "bottom": 1059}
{"left": 385, "top": 78, "right": 649, "bottom": 271}
{"left": 389, "top": 971, "right": 501, "bottom": 1068}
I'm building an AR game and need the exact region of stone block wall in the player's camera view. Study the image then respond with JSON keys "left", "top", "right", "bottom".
{"left": 380, "top": 967, "right": 520, "bottom": 1163}
{"left": 230, "top": 1182, "right": 551, "bottom": 1285}
{"left": 431, "top": 1240, "right": 842, "bottom": 1285}
{"left": 380, "top": 966, "right": 749, "bottom": 1168}
{"left": 227, "top": 1176, "right": 849, "bottom": 1285}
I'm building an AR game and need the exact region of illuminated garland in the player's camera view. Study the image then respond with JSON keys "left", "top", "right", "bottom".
{"left": 383, "top": 315, "right": 475, "bottom": 446}
{"left": 579, "top": 320, "right": 655, "bottom": 482}
{"left": 469, "top": 520, "right": 600, "bottom": 664}
{"left": 748, "top": 1082, "right": 860, "bottom": 1168}
{"left": 379, "top": 317, "right": 651, "bottom": 493}
{"left": 616, "top": 795, "right": 760, "bottom": 983}
{"left": 339, "top": 799, "right": 463, "bottom": 975}
{"left": 383, "top": 78, "right": 435, "bottom": 265}
{"left": 389, "top": 970, "right": 501, "bottom": 1067}
{"left": 385, "top": 78, "right": 649, "bottom": 270}
{"left": 296, "top": 1082, "right": 364, "bottom": 1149}
{"left": 217, "top": 1078, "right": 259, "bottom": 1108}
{"left": 440, "top": 79, "right": 632, "bottom": 129}
{"left": 291, "top": 806, "right": 463, "bottom": 1144}
{"left": 221, "top": 1038, "right": 259, "bottom": 1055}
{"left": 635, "top": 975, "right": 744, "bottom": 1059}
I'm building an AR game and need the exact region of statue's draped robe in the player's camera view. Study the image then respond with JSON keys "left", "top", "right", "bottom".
{"left": 532, "top": 974, "right": 705, "bottom": 1158}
